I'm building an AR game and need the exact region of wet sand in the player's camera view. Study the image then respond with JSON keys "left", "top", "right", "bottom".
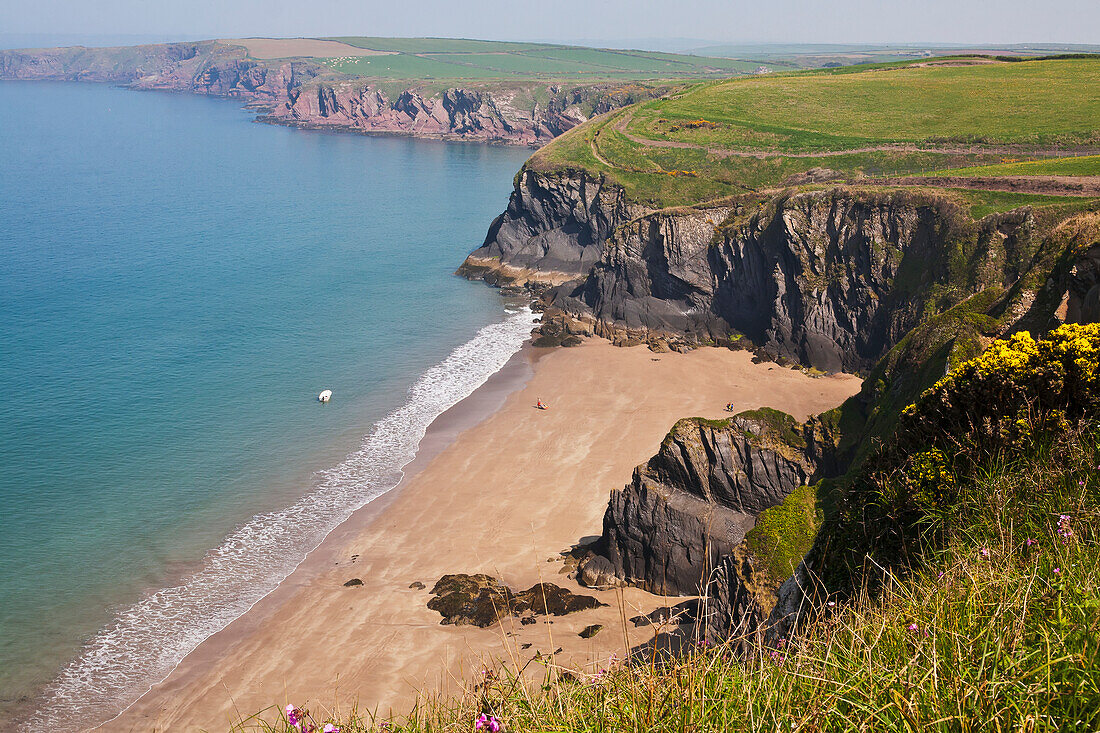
{"left": 109, "top": 340, "right": 862, "bottom": 731}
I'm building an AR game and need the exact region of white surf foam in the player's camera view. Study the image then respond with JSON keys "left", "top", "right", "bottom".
{"left": 29, "top": 307, "right": 537, "bottom": 732}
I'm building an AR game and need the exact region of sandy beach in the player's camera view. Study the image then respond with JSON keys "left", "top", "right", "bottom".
{"left": 109, "top": 339, "right": 862, "bottom": 732}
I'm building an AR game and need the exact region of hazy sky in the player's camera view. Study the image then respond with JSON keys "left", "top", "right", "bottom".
{"left": 2, "top": 0, "right": 1097, "bottom": 46}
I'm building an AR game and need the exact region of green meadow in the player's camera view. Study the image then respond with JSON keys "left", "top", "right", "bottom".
{"left": 530, "top": 57, "right": 1100, "bottom": 208}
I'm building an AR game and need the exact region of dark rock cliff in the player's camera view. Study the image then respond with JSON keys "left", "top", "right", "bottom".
{"left": 458, "top": 169, "right": 633, "bottom": 282}
{"left": 579, "top": 410, "right": 837, "bottom": 597}
{"left": 559, "top": 190, "right": 1037, "bottom": 373}
{"left": 467, "top": 172, "right": 1044, "bottom": 374}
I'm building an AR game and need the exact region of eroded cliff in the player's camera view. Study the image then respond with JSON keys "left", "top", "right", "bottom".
{"left": 0, "top": 43, "right": 657, "bottom": 145}
{"left": 468, "top": 163, "right": 1099, "bottom": 646}
{"left": 272, "top": 82, "right": 667, "bottom": 146}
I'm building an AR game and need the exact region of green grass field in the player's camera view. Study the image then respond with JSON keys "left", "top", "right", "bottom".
{"left": 315, "top": 37, "right": 766, "bottom": 81}
{"left": 927, "top": 154, "right": 1100, "bottom": 177}
{"left": 529, "top": 57, "right": 1100, "bottom": 209}
{"left": 628, "top": 59, "right": 1100, "bottom": 151}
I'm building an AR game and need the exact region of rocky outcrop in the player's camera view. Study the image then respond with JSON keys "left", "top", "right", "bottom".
{"left": 459, "top": 169, "right": 635, "bottom": 282}
{"left": 426, "top": 574, "right": 604, "bottom": 627}
{"left": 579, "top": 409, "right": 836, "bottom": 597}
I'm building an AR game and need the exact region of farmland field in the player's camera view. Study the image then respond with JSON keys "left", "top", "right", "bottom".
{"left": 301, "top": 37, "right": 775, "bottom": 81}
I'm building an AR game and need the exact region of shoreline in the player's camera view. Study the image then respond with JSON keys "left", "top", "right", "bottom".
{"left": 24, "top": 308, "right": 539, "bottom": 733}
{"left": 108, "top": 338, "right": 863, "bottom": 732}
{"left": 76, "top": 343, "right": 539, "bottom": 732}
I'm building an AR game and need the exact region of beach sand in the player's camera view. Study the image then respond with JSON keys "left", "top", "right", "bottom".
{"left": 109, "top": 340, "right": 862, "bottom": 731}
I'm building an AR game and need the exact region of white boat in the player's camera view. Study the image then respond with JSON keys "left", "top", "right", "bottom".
{"left": 318, "top": 389, "right": 332, "bottom": 403}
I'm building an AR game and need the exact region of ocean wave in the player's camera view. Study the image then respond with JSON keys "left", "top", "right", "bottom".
{"left": 29, "top": 308, "right": 537, "bottom": 731}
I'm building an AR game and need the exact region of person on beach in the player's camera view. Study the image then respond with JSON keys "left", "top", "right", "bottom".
{"left": 536, "top": 398, "right": 548, "bottom": 410}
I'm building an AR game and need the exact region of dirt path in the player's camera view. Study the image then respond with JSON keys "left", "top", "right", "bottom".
{"left": 606, "top": 110, "right": 1100, "bottom": 161}
{"left": 864, "top": 175, "right": 1100, "bottom": 197}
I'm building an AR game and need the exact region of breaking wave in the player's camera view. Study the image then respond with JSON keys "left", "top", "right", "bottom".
{"left": 31, "top": 308, "right": 537, "bottom": 731}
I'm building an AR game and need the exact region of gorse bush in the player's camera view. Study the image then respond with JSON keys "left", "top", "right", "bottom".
{"left": 900, "top": 323, "right": 1100, "bottom": 458}
{"left": 816, "top": 324, "right": 1100, "bottom": 589}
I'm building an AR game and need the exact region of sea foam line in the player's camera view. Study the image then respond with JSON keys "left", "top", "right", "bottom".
{"left": 31, "top": 307, "right": 537, "bottom": 732}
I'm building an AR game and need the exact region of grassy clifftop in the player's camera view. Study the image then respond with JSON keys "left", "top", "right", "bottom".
{"left": 529, "top": 56, "right": 1100, "bottom": 208}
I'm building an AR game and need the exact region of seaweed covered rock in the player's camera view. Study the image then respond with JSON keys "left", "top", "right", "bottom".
{"left": 427, "top": 574, "right": 604, "bottom": 627}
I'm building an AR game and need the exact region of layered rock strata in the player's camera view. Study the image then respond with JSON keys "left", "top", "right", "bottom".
{"left": 465, "top": 174, "right": 1043, "bottom": 374}
{"left": 579, "top": 410, "right": 835, "bottom": 597}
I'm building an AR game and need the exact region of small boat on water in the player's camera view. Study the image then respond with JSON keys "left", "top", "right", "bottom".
{"left": 318, "top": 389, "right": 332, "bottom": 403}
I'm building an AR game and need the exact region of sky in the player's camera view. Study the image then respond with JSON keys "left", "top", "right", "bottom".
{"left": 1, "top": 0, "right": 1098, "bottom": 47}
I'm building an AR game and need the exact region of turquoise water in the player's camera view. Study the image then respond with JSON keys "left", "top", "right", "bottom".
{"left": 0, "top": 81, "right": 530, "bottom": 726}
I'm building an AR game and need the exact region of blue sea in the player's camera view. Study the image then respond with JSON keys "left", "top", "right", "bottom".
{"left": 0, "top": 80, "right": 532, "bottom": 728}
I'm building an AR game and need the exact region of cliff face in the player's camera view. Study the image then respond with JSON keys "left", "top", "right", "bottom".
{"left": 579, "top": 411, "right": 835, "bottom": 596}
{"left": 561, "top": 190, "right": 1032, "bottom": 373}
{"left": 469, "top": 172, "right": 1037, "bottom": 373}
{"left": 272, "top": 83, "right": 663, "bottom": 146}
{"left": 0, "top": 44, "right": 653, "bottom": 146}
{"left": 458, "top": 169, "right": 634, "bottom": 282}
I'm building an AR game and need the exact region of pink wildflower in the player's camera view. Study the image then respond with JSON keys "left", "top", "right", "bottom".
{"left": 286, "top": 705, "right": 302, "bottom": 728}
{"left": 907, "top": 623, "right": 919, "bottom": 633}
{"left": 323, "top": 725, "right": 340, "bottom": 733}
{"left": 1026, "top": 538, "right": 1036, "bottom": 547}
{"left": 1058, "top": 514, "right": 1074, "bottom": 544}
{"left": 1054, "top": 567, "right": 1062, "bottom": 574}
{"left": 979, "top": 547, "right": 990, "bottom": 559}
{"left": 475, "top": 713, "right": 501, "bottom": 732}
